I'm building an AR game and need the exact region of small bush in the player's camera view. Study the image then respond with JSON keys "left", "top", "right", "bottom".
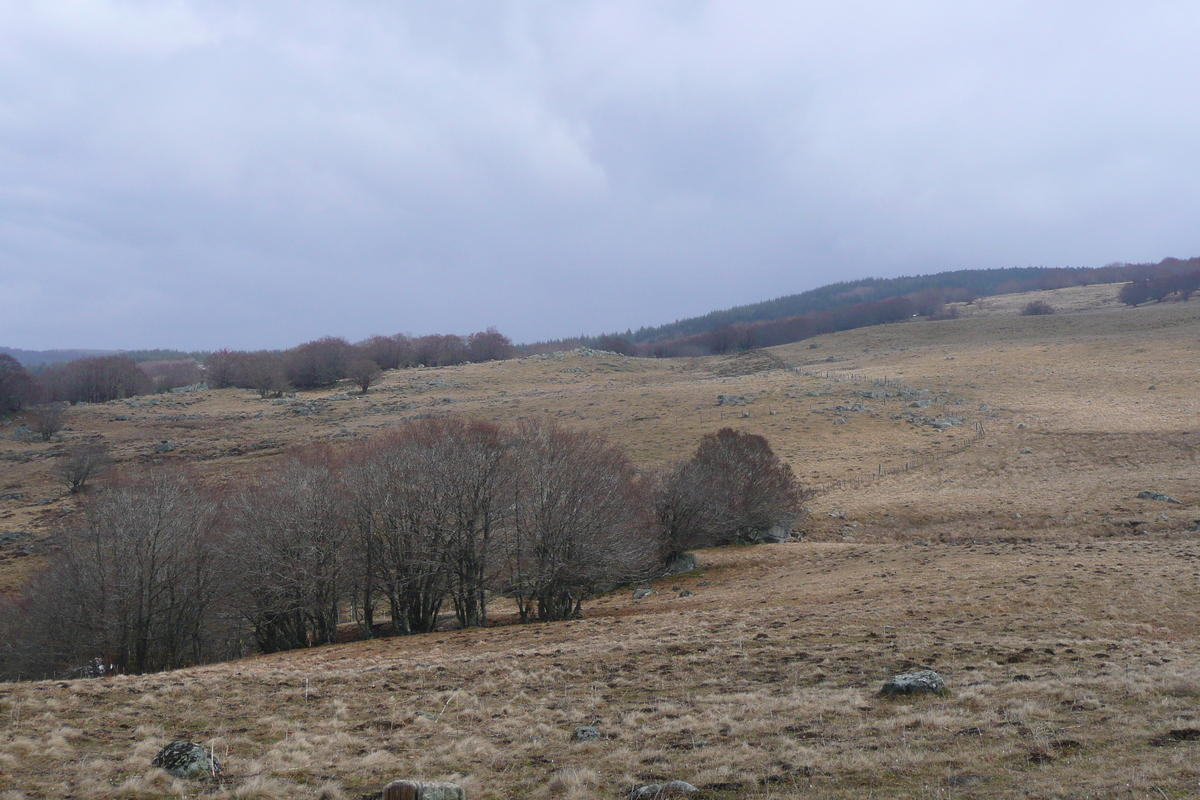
{"left": 655, "top": 428, "right": 806, "bottom": 563}
{"left": 929, "top": 305, "right": 960, "bottom": 321}
{"left": 30, "top": 403, "right": 67, "bottom": 441}
{"left": 55, "top": 444, "right": 111, "bottom": 494}
{"left": 285, "top": 337, "right": 352, "bottom": 389}
{"left": 1022, "top": 300, "right": 1056, "bottom": 316}
{"left": 347, "top": 358, "right": 382, "bottom": 394}
{"left": 0, "top": 354, "right": 36, "bottom": 414}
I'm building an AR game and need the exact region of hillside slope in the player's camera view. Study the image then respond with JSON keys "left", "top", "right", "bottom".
{"left": 2, "top": 282, "right": 1200, "bottom": 798}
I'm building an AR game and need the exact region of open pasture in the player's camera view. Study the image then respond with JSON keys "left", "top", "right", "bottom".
{"left": 3, "top": 283, "right": 1200, "bottom": 797}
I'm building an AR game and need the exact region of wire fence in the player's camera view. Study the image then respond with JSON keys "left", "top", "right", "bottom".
{"left": 809, "top": 420, "right": 987, "bottom": 496}
{"left": 761, "top": 351, "right": 989, "bottom": 497}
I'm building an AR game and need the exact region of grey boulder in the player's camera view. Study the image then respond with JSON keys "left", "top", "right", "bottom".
{"left": 630, "top": 780, "right": 699, "bottom": 798}
{"left": 1137, "top": 491, "right": 1181, "bottom": 504}
{"left": 151, "top": 741, "right": 220, "bottom": 778}
{"left": 879, "top": 669, "right": 947, "bottom": 697}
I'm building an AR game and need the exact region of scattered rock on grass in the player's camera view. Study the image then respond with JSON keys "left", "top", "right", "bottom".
{"left": 1150, "top": 728, "right": 1200, "bottom": 746}
{"left": 151, "top": 741, "right": 220, "bottom": 778}
{"left": 630, "top": 780, "right": 699, "bottom": 798}
{"left": 383, "top": 780, "right": 466, "bottom": 800}
{"left": 572, "top": 726, "right": 602, "bottom": 741}
{"left": 879, "top": 669, "right": 947, "bottom": 697}
{"left": 1137, "top": 491, "right": 1181, "bottom": 504}
{"left": 662, "top": 551, "right": 697, "bottom": 576}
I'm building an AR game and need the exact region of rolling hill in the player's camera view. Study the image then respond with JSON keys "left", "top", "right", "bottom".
{"left": 1, "top": 281, "right": 1199, "bottom": 798}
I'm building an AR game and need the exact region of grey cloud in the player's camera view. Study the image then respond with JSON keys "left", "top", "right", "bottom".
{"left": 2, "top": 2, "right": 1198, "bottom": 349}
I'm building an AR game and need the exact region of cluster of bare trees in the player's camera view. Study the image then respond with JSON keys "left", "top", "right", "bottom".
{"left": 3, "top": 470, "right": 238, "bottom": 676}
{"left": 1118, "top": 269, "right": 1200, "bottom": 306}
{"left": 0, "top": 329, "right": 517, "bottom": 422}
{"left": 38, "top": 355, "right": 153, "bottom": 404}
{"left": 0, "top": 420, "right": 802, "bottom": 679}
{"left": 204, "top": 329, "right": 516, "bottom": 398}
{"left": 0, "top": 354, "right": 36, "bottom": 414}
{"left": 226, "top": 417, "right": 655, "bottom": 653}
{"left": 3, "top": 354, "right": 198, "bottom": 410}
{"left": 137, "top": 359, "right": 206, "bottom": 392}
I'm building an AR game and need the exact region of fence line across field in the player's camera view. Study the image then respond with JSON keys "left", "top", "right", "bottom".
{"left": 759, "top": 352, "right": 989, "bottom": 498}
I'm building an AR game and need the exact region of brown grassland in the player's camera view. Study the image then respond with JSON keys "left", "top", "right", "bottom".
{"left": 2, "top": 283, "right": 1200, "bottom": 798}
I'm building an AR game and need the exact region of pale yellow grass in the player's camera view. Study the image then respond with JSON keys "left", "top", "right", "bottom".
{"left": 5, "top": 537, "right": 1200, "bottom": 798}
{"left": 2, "top": 283, "right": 1200, "bottom": 797}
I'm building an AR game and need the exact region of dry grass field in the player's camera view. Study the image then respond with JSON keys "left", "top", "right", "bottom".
{"left": 3, "top": 283, "right": 1200, "bottom": 798}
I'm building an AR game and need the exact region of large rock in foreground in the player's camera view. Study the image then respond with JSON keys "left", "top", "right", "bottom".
{"left": 630, "top": 780, "right": 699, "bottom": 798}
{"left": 384, "top": 780, "right": 466, "bottom": 800}
{"left": 661, "top": 551, "right": 697, "bottom": 576}
{"left": 1137, "top": 491, "right": 1181, "bottom": 504}
{"left": 151, "top": 741, "right": 220, "bottom": 778}
{"left": 879, "top": 669, "right": 947, "bottom": 697}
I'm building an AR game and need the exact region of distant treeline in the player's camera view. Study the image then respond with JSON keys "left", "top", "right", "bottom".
{"left": 0, "top": 347, "right": 205, "bottom": 369}
{"left": 628, "top": 259, "right": 1200, "bottom": 343}
{"left": 529, "top": 256, "right": 1200, "bottom": 357}
{"left": 4, "top": 258, "right": 1200, "bottom": 411}
{"left": 1118, "top": 267, "right": 1200, "bottom": 306}
{"left": 0, "top": 329, "right": 517, "bottom": 411}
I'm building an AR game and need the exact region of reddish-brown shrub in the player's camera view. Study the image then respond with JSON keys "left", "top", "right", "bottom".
{"left": 285, "top": 337, "right": 353, "bottom": 389}
{"left": 466, "top": 328, "right": 515, "bottom": 362}
{"left": 656, "top": 428, "right": 806, "bottom": 562}
{"left": 0, "top": 354, "right": 34, "bottom": 414}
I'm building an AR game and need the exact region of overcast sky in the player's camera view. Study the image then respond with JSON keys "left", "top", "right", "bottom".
{"left": 2, "top": 2, "right": 1198, "bottom": 350}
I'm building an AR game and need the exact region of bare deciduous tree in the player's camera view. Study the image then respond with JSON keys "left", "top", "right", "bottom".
{"left": 285, "top": 337, "right": 352, "bottom": 389}
{"left": 656, "top": 428, "right": 806, "bottom": 563}
{"left": 31, "top": 403, "right": 67, "bottom": 441}
{"left": 357, "top": 334, "right": 413, "bottom": 371}
{"left": 138, "top": 359, "right": 204, "bottom": 392}
{"left": 466, "top": 328, "right": 515, "bottom": 363}
{"left": 55, "top": 443, "right": 111, "bottom": 493}
{"left": 202, "top": 349, "right": 242, "bottom": 388}
{"left": 0, "top": 354, "right": 35, "bottom": 415}
{"left": 413, "top": 334, "right": 468, "bottom": 367}
{"left": 227, "top": 450, "right": 352, "bottom": 652}
{"left": 347, "top": 431, "right": 451, "bottom": 636}
{"left": 423, "top": 418, "right": 509, "bottom": 628}
{"left": 41, "top": 355, "right": 151, "bottom": 404}
{"left": 348, "top": 358, "right": 382, "bottom": 394}
{"left": 594, "top": 335, "right": 636, "bottom": 356}
{"left": 7, "top": 468, "right": 236, "bottom": 676}
{"left": 238, "top": 351, "right": 286, "bottom": 399}
{"left": 506, "top": 420, "right": 655, "bottom": 622}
